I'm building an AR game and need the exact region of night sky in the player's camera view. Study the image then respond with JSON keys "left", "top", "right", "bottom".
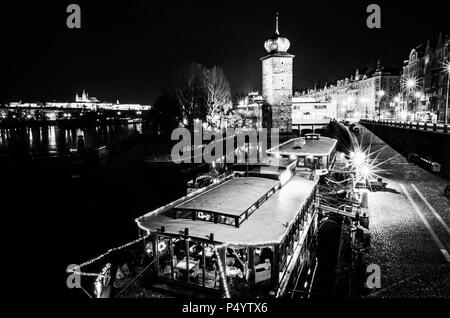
{"left": 2, "top": 0, "right": 449, "bottom": 104}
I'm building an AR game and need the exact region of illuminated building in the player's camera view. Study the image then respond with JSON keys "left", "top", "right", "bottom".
{"left": 6, "top": 90, "right": 151, "bottom": 112}
{"left": 75, "top": 90, "right": 100, "bottom": 103}
{"left": 400, "top": 32, "right": 449, "bottom": 122}
{"left": 423, "top": 33, "right": 450, "bottom": 122}
{"left": 236, "top": 92, "right": 264, "bottom": 128}
{"left": 261, "top": 13, "right": 294, "bottom": 132}
{"left": 291, "top": 96, "right": 336, "bottom": 127}
{"left": 298, "top": 61, "right": 400, "bottom": 120}
{"left": 267, "top": 134, "right": 337, "bottom": 171}
{"left": 400, "top": 44, "right": 427, "bottom": 117}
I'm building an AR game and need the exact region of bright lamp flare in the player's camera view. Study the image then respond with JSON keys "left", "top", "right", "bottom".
{"left": 348, "top": 143, "right": 390, "bottom": 187}
{"left": 349, "top": 150, "right": 366, "bottom": 167}
{"left": 444, "top": 60, "right": 450, "bottom": 74}
{"left": 404, "top": 76, "right": 418, "bottom": 91}
{"left": 361, "top": 165, "right": 371, "bottom": 177}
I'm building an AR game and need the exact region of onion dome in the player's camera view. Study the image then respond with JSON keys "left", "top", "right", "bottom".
{"left": 264, "top": 13, "right": 290, "bottom": 53}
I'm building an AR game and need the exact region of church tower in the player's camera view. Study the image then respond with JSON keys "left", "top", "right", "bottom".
{"left": 261, "top": 13, "right": 294, "bottom": 132}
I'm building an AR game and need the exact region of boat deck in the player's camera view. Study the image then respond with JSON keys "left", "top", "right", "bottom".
{"left": 268, "top": 137, "right": 337, "bottom": 156}
{"left": 176, "top": 177, "right": 278, "bottom": 217}
{"left": 138, "top": 175, "right": 317, "bottom": 245}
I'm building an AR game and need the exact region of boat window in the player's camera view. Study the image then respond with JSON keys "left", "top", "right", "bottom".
{"left": 156, "top": 236, "right": 172, "bottom": 280}
{"left": 297, "top": 156, "right": 305, "bottom": 166}
{"left": 225, "top": 246, "right": 248, "bottom": 284}
{"left": 217, "top": 215, "right": 236, "bottom": 226}
{"left": 254, "top": 246, "right": 274, "bottom": 270}
{"left": 246, "top": 204, "right": 258, "bottom": 219}
{"left": 176, "top": 210, "right": 193, "bottom": 219}
{"left": 196, "top": 211, "right": 213, "bottom": 222}
{"left": 322, "top": 155, "right": 328, "bottom": 169}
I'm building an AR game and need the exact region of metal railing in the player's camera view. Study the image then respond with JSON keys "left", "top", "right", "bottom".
{"left": 360, "top": 119, "right": 449, "bottom": 133}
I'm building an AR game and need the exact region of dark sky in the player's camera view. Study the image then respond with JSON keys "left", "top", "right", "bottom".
{"left": 2, "top": 0, "right": 449, "bottom": 104}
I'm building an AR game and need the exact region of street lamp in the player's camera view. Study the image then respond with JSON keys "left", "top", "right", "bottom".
{"left": 377, "top": 90, "right": 385, "bottom": 120}
{"left": 403, "top": 76, "right": 418, "bottom": 121}
{"left": 405, "top": 78, "right": 417, "bottom": 90}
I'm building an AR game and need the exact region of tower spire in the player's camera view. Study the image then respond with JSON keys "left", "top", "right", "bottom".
{"left": 275, "top": 12, "right": 279, "bottom": 35}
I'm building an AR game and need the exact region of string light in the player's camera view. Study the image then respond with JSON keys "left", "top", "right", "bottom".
{"left": 213, "top": 247, "right": 231, "bottom": 298}
{"left": 68, "top": 236, "right": 148, "bottom": 276}
{"left": 69, "top": 271, "right": 105, "bottom": 277}
{"left": 94, "top": 263, "right": 111, "bottom": 298}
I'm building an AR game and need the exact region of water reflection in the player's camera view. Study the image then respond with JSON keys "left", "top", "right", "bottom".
{"left": 0, "top": 123, "right": 142, "bottom": 156}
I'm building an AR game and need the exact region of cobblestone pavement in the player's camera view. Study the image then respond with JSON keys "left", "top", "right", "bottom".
{"left": 353, "top": 123, "right": 450, "bottom": 297}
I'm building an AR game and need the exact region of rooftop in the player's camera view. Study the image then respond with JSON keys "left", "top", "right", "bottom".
{"left": 175, "top": 177, "right": 278, "bottom": 217}
{"left": 137, "top": 175, "right": 317, "bottom": 245}
{"left": 267, "top": 135, "right": 337, "bottom": 157}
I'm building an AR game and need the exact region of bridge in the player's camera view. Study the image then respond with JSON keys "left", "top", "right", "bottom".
{"left": 361, "top": 119, "right": 449, "bottom": 134}
{"left": 360, "top": 119, "right": 450, "bottom": 178}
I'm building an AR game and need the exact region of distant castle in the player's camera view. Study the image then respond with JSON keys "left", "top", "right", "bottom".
{"left": 7, "top": 90, "right": 151, "bottom": 111}
{"left": 75, "top": 90, "right": 100, "bottom": 103}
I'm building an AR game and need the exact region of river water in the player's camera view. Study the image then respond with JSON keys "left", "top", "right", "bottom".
{"left": 0, "top": 123, "right": 142, "bottom": 156}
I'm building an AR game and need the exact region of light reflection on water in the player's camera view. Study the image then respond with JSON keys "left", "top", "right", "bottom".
{"left": 0, "top": 123, "right": 142, "bottom": 156}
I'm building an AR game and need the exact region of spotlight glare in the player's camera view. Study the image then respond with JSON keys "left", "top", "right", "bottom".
{"left": 404, "top": 76, "right": 418, "bottom": 91}
{"left": 361, "top": 165, "right": 371, "bottom": 177}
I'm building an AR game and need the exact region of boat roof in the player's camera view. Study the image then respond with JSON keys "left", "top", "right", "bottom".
{"left": 136, "top": 175, "right": 317, "bottom": 245}
{"left": 268, "top": 136, "right": 337, "bottom": 157}
{"left": 175, "top": 177, "right": 278, "bottom": 217}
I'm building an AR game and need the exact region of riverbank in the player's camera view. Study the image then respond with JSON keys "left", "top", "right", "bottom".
{"left": 0, "top": 118, "right": 143, "bottom": 129}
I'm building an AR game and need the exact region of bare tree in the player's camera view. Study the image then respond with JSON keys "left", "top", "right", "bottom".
{"left": 205, "top": 66, "right": 232, "bottom": 128}
{"left": 169, "top": 63, "right": 207, "bottom": 128}
{"left": 167, "top": 63, "right": 233, "bottom": 129}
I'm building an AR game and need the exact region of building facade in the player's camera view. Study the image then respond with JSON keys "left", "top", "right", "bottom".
{"left": 298, "top": 62, "right": 400, "bottom": 120}
{"left": 291, "top": 96, "right": 336, "bottom": 126}
{"left": 236, "top": 91, "right": 264, "bottom": 128}
{"left": 261, "top": 15, "right": 294, "bottom": 132}
{"left": 425, "top": 34, "right": 450, "bottom": 122}
{"left": 400, "top": 32, "right": 449, "bottom": 122}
